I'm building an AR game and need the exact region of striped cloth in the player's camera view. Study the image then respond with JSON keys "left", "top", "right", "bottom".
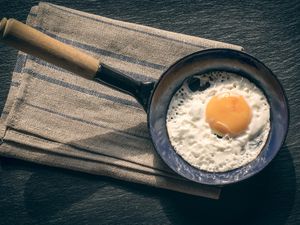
{"left": 0, "top": 2, "right": 243, "bottom": 199}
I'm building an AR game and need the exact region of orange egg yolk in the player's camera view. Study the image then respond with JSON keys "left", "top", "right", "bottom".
{"left": 205, "top": 94, "right": 252, "bottom": 137}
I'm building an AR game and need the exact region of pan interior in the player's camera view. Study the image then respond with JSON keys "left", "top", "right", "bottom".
{"left": 148, "top": 49, "right": 289, "bottom": 185}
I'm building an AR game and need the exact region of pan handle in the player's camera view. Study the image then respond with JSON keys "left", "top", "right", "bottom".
{"left": 0, "top": 18, "right": 154, "bottom": 111}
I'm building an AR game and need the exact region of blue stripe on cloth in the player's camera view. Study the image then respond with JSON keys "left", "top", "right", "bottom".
{"left": 28, "top": 12, "right": 37, "bottom": 17}
{"left": 26, "top": 55, "right": 156, "bottom": 82}
{"left": 13, "top": 54, "right": 27, "bottom": 73}
{"left": 35, "top": 26, "right": 166, "bottom": 71}
{"left": 49, "top": 3, "right": 208, "bottom": 49}
{"left": 22, "top": 68, "right": 142, "bottom": 109}
{"left": 23, "top": 101, "right": 149, "bottom": 140}
{"left": 11, "top": 81, "right": 20, "bottom": 87}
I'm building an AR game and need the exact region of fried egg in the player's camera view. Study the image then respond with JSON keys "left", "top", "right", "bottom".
{"left": 166, "top": 71, "right": 270, "bottom": 172}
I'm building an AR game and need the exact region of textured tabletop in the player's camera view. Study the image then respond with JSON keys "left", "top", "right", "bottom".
{"left": 0, "top": 1, "right": 299, "bottom": 225}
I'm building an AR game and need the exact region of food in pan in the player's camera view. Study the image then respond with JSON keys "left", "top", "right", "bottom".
{"left": 166, "top": 71, "right": 270, "bottom": 172}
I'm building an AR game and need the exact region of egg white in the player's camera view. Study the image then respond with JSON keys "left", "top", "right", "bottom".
{"left": 166, "top": 71, "right": 270, "bottom": 172}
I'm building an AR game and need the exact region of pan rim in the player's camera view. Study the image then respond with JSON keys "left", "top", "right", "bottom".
{"left": 147, "top": 48, "right": 289, "bottom": 186}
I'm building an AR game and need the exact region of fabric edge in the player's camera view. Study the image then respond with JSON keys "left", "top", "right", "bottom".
{"left": 40, "top": 2, "right": 243, "bottom": 51}
{"left": 0, "top": 142, "right": 220, "bottom": 199}
{"left": 0, "top": 6, "right": 38, "bottom": 141}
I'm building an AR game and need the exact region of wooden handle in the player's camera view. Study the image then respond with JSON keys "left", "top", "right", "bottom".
{"left": 0, "top": 18, "right": 100, "bottom": 79}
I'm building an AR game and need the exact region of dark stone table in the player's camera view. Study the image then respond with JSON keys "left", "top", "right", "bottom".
{"left": 0, "top": 1, "right": 299, "bottom": 224}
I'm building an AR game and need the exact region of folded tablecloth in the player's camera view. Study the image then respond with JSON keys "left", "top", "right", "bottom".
{"left": 0, "top": 2, "right": 243, "bottom": 199}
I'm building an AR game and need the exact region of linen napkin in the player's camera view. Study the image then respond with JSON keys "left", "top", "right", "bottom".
{"left": 0, "top": 2, "right": 243, "bottom": 199}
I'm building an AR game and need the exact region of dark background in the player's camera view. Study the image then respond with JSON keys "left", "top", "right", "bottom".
{"left": 0, "top": 0, "right": 299, "bottom": 224}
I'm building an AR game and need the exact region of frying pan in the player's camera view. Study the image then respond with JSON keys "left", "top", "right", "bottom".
{"left": 0, "top": 18, "right": 289, "bottom": 185}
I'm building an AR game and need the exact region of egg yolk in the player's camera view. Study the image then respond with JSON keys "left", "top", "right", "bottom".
{"left": 206, "top": 94, "right": 252, "bottom": 137}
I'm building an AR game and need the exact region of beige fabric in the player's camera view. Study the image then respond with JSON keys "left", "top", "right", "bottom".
{"left": 0, "top": 2, "right": 243, "bottom": 199}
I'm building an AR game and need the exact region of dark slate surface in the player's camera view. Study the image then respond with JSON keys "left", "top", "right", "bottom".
{"left": 0, "top": 0, "right": 299, "bottom": 224}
